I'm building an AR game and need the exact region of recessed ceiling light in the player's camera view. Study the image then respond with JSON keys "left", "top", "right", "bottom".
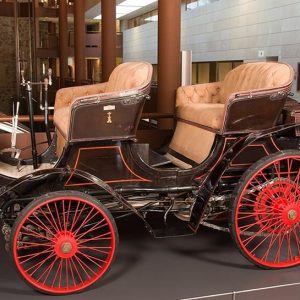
{"left": 94, "top": 0, "right": 157, "bottom": 20}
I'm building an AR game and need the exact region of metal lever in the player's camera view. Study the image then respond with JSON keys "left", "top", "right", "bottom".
{"left": 43, "top": 78, "right": 52, "bottom": 146}
{"left": 20, "top": 69, "right": 25, "bottom": 85}
{"left": 25, "top": 82, "right": 38, "bottom": 169}
{"left": 48, "top": 68, "right": 52, "bottom": 86}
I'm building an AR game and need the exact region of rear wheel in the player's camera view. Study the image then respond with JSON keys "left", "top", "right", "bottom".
{"left": 10, "top": 191, "right": 118, "bottom": 295}
{"left": 230, "top": 150, "right": 300, "bottom": 269}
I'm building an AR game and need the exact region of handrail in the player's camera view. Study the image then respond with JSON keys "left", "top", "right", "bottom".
{"left": 0, "top": 113, "right": 174, "bottom": 123}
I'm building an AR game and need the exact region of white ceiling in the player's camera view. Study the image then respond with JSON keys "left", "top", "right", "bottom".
{"left": 85, "top": 0, "right": 158, "bottom": 21}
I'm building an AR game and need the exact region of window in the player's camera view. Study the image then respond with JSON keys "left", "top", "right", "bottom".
{"left": 192, "top": 61, "right": 243, "bottom": 84}
{"left": 127, "top": 9, "right": 158, "bottom": 29}
{"left": 184, "top": 0, "right": 220, "bottom": 11}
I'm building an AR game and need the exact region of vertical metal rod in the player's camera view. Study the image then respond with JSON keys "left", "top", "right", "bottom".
{"left": 27, "top": 0, "right": 33, "bottom": 82}
{"left": 31, "top": 0, "right": 38, "bottom": 82}
{"left": 43, "top": 80, "right": 51, "bottom": 146}
{"left": 26, "top": 83, "right": 38, "bottom": 169}
{"left": 232, "top": 291, "right": 236, "bottom": 300}
{"left": 14, "top": 0, "right": 20, "bottom": 99}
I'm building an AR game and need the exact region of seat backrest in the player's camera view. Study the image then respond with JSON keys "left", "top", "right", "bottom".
{"left": 105, "top": 61, "right": 153, "bottom": 93}
{"left": 221, "top": 62, "right": 294, "bottom": 104}
{"left": 54, "top": 61, "right": 153, "bottom": 111}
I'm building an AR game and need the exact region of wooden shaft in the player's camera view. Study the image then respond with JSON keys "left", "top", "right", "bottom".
{"left": 0, "top": 113, "right": 173, "bottom": 123}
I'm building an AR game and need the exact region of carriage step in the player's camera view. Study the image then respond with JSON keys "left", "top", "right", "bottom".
{"left": 152, "top": 223, "right": 195, "bottom": 238}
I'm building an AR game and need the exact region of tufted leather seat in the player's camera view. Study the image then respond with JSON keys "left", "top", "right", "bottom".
{"left": 167, "top": 62, "right": 294, "bottom": 169}
{"left": 54, "top": 62, "right": 153, "bottom": 140}
{"left": 53, "top": 62, "right": 152, "bottom": 156}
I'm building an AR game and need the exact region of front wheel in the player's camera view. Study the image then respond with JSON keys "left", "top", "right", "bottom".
{"left": 10, "top": 191, "right": 118, "bottom": 295}
{"left": 230, "top": 150, "right": 300, "bottom": 269}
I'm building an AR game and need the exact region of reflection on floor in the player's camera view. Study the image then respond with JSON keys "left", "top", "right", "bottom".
{"left": 0, "top": 215, "right": 300, "bottom": 300}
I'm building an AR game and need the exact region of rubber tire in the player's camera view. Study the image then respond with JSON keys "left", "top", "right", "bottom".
{"left": 229, "top": 150, "right": 300, "bottom": 269}
{"left": 9, "top": 190, "right": 119, "bottom": 295}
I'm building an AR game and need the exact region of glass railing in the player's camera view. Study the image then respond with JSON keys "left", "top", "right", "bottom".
{"left": 185, "top": 0, "right": 220, "bottom": 11}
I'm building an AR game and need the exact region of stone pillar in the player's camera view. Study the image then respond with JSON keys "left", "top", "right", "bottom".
{"left": 74, "top": 0, "right": 86, "bottom": 85}
{"left": 59, "top": 0, "right": 68, "bottom": 87}
{"left": 101, "top": 0, "right": 116, "bottom": 82}
{"left": 157, "top": 0, "right": 181, "bottom": 128}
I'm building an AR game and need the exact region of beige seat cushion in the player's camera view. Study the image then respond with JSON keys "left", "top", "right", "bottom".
{"left": 176, "top": 103, "right": 225, "bottom": 130}
{"left": 54, "top": 107, "right": 70, "bottom": 139}
{"left": 168, "top": 122, "right": 216, "bottom": 166}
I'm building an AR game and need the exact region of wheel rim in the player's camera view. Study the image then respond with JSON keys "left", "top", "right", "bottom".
{"left": 13, "top": 196, "right": 116, "bottom": 294}
{"left": 234, "top": 155, "right": 300, "bottom": 268}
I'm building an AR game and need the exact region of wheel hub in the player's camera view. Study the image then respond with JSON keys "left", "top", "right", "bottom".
{"left": 255, "top": 180, "right": 300, "bottom": 231}
{"left": 288, "top": 209, "right": 297, "bottom": 220}
{"left": 54, "top": 232, "right": 78, "bottom": 259}
{"left": 61, "top": 242, "right": 73, "bottom": 254}
{"left": 282, "top": 205, "right": 300, "bottom": 226}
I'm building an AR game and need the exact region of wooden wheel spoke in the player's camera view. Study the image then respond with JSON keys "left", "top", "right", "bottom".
{"left": 53, "top": 202, "right": 63, "bottom": 232}
{"left": 73, "top": 208, "right": 99, "bottom": 236}
{"left": 45, "top": 203, "right": 61, "bottom": 233}
{"left": 26, "top": 215, "right": 55, "bottom": 238}
{"left": 249, "top": 221, "right": 286, "bottom": 256}
{"left": 70, "top": 257, "right": 84, "bottom": 285}
{"left": 70, "top": 203, "right": 87, "bottom": 232}
{"left": 20, "top": 226, "right": 53, "bottom": 242}
{"left": 73, "top": 254, "right": 97, "bottom": 277}
{"left": 25, "top": 252, "right": 56, "bottom": 276}
{"left": 18, "top": 247, "right": 54, "bottom": 262}
{"left": 51, "top": 259, "right": 63, "bottom": 288}
{"left": 241, "top": 218, "right": 283, "bottom": 247}
{"left": 78, "top": 246, "right": 111, "bottom": 255}
{"left": 37, "top": 256, "right": 59, "bottom": 284}
{"left": 78, "top": 250, "right": 107, "bottom": 265}
{"left": 78, "top": 232, "right": 112, "bottom": 245}
{"left": 75, "top": 219, "right": 107, "bottom": 240}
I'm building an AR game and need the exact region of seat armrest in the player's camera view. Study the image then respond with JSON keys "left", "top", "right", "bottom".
{"left": 54, "top": 82, "right": 107, "bottom": 111}
{"left": 176, "top": 82, "right": 223, "bottom": 107}
{"left": 222, "top": 88, "right": 290, "bottom": 134}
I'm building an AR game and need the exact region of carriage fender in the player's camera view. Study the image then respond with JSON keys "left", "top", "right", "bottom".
{"left": 0, "top": 168, "right": 153, "bottom": 234}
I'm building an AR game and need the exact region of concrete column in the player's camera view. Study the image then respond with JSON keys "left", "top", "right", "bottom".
{"left": 101, "top": 0, "right": 116, "bottom": 82}
{"left": 74, "top": 0, "right": 86, "bottom": 85}
{"left": 157, "top": 0, "right": 181, "bottom": 128}
{"left": 59, "top": 0, "right": 68, "bottom": 87}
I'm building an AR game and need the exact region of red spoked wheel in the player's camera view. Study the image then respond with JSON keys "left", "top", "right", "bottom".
{"left": 10, "top": 191, "right": 118, "bottom": 294}
{"left": 230, "top": 150, "right": 300, "bottom": 269}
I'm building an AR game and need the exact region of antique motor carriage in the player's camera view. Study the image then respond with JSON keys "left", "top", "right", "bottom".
{"left": 0, "top": 61, "right": 300, "bottom": 294}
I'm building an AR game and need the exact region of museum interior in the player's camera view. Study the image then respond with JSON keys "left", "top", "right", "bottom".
{"left": 1, "top": 0, "right": 300, "bottom": 299}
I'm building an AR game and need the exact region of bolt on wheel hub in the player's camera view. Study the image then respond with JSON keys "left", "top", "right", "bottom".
{"left": 288, "top": 209, "right": 297, "bottom": 221}
{"left": 282, "top": 205, "right": 300, "bottom": 226}
{"left": 54, "top": 232, "right": 78, "bottom": 259}
{"left": 61, "top": 242, "right": 73, "bottom": 254}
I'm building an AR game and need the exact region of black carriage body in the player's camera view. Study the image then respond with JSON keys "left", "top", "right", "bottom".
{"left": 2, "top": 61, "right": 300, "bottom": 294}
{"left": 1, "top": 104, "right": 299, "bottom": 235}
